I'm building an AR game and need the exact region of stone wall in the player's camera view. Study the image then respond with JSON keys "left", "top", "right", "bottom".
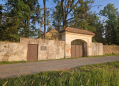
{"left": 92, "top": 43, "right": 103, "bottom": 56}
{"left": 20, "top": 38, "right": 65, "bottom": 60}
{"left": 0, "top": 42, "right": 27, "bottom": 61}
{"left": 0, "top": 38, "right": 65, "bottom": 61}
{"left": 103, "top": 45, "right": 119, "bottom": 55}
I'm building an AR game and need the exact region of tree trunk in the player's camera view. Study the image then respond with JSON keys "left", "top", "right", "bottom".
{"left": 58, "top": 20, "right": 60, "bottom": 32}
{"left": 63, "top": 20, "right": 66, "bottom": 29}
{"left": 43, "top": 0, "right": 46, "bottom": 39}
{"left": 27, "top": 16, "right": 30, "bottom": 37}
{"left": 61, "top": 0, "right": 66, "bottom": 29}
{"left": 25, "top": 20, "right": 27, "bottom": 37}
{"left": 25, "top": 12, "right": 30, "bottom": 38}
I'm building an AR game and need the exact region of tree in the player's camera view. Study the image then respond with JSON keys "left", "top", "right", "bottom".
{"left": 0, "top": 0, "right": 41, "bottom": 41}
{"left": 53, "top": 0, "right": 94, "bottom": 29}
{"left": 92, "top": 17, "right": 105, "bottom": 44}
{"left": 19, "top": 0, "right": 41, "bottom": 37}
{"left": 100, "top": 3, "right": 119, "bottom": 45}
{"left": 115, "top": 12, "right": 119, "bottom": 45}
{"left": 43, "top": 0, "right": 47, "bottom": 39}
{"left": 0, "top": 4, "right": 5, "bottom": 41}
{"left": 42, "top": 0, "right": 51, "bottom": 39}
{"left": 52, "top": 1, "right": 63, "bottom": 32}
{"left": 0, "top": 4, "right": 2, "bottom": 25}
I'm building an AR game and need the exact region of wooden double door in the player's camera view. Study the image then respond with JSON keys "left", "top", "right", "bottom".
{"left": 71, "top": 45, "right": 84, "bottom": 58}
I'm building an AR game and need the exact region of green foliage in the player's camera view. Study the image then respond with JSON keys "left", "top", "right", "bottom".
{"left": 100, "top": 3, "right": 119, "bottom": 45}
{"left": 0, "top": 0, "right": 119, "bottom": 45}
{"left": 53, "top": 0, "right": 94, "bottom": 29}
{"left": 0, "top": 61, "right": 27, "bottom": 65}
{"left": 1, "top": 61, "right": 119, "bottom": 86}
{"left": 0, "top": 0, "right": 41, "bottom": 42}
{"left": 0, "top": 4, "right": 2, "bottom": 20}
{"left": 69, "top": 0, "right": 93, "bottom": 30}
{"left": 53, "top": 1, "right": 63, "bottom": 32}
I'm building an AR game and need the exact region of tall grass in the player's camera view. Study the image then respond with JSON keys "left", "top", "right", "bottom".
{"left": 0, "top": 61, "right": 119, "bottom": 86}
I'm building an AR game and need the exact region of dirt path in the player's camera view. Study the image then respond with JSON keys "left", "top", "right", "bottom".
{"left": 0, "top": 56, "right": 119, "bottom": 79}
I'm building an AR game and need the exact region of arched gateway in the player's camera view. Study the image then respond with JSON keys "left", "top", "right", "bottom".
{"left": 60, "top": 27, "right": 95, "bottom": 58}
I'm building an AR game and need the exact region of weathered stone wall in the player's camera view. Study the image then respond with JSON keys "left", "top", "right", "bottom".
{"left": 103, "top": 45, "right": 119, "bottom": 55}
{"left": 0, "top": 42, "right": 27, "bottom": 61}
{"left": 92, "top": 43, "right": 103, "bottom": 56}
{"left": 0, "top": 38, "right": 65, "bottom": 61}
{"left": 20, "top": 38, "right": 65, "bottom": 60}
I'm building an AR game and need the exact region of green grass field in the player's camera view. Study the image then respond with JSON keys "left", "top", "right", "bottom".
{"left": 0, "top": 61, "right": 119, "bottom": 86}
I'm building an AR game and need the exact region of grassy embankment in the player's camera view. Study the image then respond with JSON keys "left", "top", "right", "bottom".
{"left": 0, "top": 61, "right": 119, "bottom": 86}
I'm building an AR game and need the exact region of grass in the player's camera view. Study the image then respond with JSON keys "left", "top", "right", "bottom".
{"left": 79, "top": 53, "right": 119, "bottom": 58}
{"left": 0, "top": 61, "right": 27, "bottom": 65}
{"left": 0, "top": 61, "right": 119, "bottom": 86}
{"left": 0, "top": 54, "right": 119, "bottom": 65}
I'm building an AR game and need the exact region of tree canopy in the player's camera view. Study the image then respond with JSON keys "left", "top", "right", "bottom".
{"left": 100, "top": 3, "right": 119, "bottom": 45}
{"left": 0, "top": 1, "right": 119, "bottom": 45}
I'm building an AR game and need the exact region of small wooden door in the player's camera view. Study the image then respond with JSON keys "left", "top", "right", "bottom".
{"left": 27, "top": 44, "right": 38, "bottom": 61}
{"left": 71, "top": 45, "right": 83, "bottom": 58}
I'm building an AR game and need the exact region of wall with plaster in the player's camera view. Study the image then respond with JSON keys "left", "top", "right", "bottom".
{"left": 92, "top": 43, "right": 103, "bottom": 56}
{"left": 20, "top": 38, "right": 65, "bottom": 60}
{"left": 0, "top": 38, "right": 65, "bottom": 61}
{"left": 0, "top": 42, "right": 27, "bottom": 61}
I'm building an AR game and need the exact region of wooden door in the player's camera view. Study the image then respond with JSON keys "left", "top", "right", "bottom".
{"left": 71, "top": 45, "right": 83, "bottom": 58}
{"left": 71, "top": 45, "right": 75, "bottom": 58}
{"left": 27, "top": 44, "right": 38, "bottom": 61}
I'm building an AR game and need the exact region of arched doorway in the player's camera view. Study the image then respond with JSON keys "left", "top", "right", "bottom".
{"left": 71, "top": 39, "right": 87, "bottom": 58}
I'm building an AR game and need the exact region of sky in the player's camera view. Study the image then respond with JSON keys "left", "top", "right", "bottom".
{"left": 0, "top": 0, "right": 119, "bottom": 31}
{"left": 39, "top": 0, "right": 119, "bottom": 13}
{"left": 91, "top": 0, "right": 119, "bottom": 14}
{"left": 1, "top": 0, "right": 119, "bottom": 14}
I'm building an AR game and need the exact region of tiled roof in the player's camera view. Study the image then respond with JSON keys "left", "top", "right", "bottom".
{"left": 60, "top": 27, "right": 95, "bottom": 36}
